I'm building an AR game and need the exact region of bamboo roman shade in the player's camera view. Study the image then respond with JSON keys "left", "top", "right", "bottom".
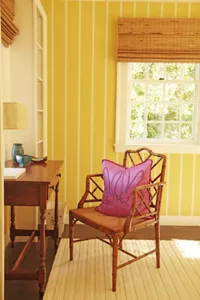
{"left": 1, "top": 0, "right": 19, "bottom": 47}
{"left": 117, "top": 18, "right": 200, "bottom": 62}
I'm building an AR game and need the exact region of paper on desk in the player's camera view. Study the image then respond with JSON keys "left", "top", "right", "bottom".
{"left": 4, "top": 168, "right": 26, "bottom": 179}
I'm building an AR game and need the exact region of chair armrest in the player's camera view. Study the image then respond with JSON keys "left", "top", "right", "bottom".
{"left": 78, "top": 173, "right": 104, "bottom": 208}
{"left": 134, "top": 181, "right": 166, "bottom": 192}
{"left": 124, "top": 181, "right": 166, "bottom": 233}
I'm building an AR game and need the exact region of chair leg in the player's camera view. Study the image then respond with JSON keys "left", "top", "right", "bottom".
{"left": 119, "top": 240, "right": 123, "bottom": 250}
{"left": 112, "top": 236, "right": 118, "bottom": 292}
{"left": 69, "top": 211, "right": 74, "bottom": 261}
{"left": 155, "top": 222, "right": 160, "bottom": 268}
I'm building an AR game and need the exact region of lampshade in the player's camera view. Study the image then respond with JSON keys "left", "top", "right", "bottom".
{"left": 3, "top": 102, "right": 27, "bottom": 129}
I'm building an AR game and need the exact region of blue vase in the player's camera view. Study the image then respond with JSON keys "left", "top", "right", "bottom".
{"left": 12, "top": 143, "right": 24, "bottom": 161}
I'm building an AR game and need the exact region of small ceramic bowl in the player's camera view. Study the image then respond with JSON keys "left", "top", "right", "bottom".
{"left": 16, "top": 155, "right": 32, "bottom": 167}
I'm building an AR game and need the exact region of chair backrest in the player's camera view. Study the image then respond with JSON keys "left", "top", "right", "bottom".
{"left": 123, "top": 147, "right": 166, "bottom": 185}
{"left": 123, "top": 147, "right": 166, "bottom": 217}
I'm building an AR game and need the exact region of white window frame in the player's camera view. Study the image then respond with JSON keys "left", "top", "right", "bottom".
{"left": 33, "top": 0, "right": 47, "bottom": 157}
{"left": 115, "top": 62, "right": 200, "bottom": 154}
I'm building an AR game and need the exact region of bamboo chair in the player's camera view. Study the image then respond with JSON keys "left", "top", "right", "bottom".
{"left": 69, "top": 147, "right": 166, "bottom": 291}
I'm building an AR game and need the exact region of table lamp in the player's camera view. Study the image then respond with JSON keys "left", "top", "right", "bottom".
{"left": 3, "top": 102, "right": 27, "bottom": 130}
{"left": 3, "top": 102, "right": 27, "bottom": 161}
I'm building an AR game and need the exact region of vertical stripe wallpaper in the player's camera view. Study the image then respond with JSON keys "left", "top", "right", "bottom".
{"left": 41, "top": 0, "right": 200, "bottom": 217}
{"left": 0, "top": 75, "right": 5, "bottom": 299}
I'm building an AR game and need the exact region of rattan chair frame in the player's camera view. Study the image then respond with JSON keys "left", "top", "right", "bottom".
{"left": 69, "top": 147, "right": 166, "bottom": 291}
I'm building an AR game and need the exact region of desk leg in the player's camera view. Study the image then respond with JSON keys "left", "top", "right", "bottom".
{"left": 38, "top": 207, "right": 46, "bottom": 297}
{"left": 54, "top": 181, "right": 59, "bottom": 249}
{"left": 10, "top": 206, "right": 15, "bottom": 248}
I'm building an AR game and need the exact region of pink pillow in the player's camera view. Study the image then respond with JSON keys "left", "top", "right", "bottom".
{"left": 96, "top": 159, "right": 152, "bottom": 217}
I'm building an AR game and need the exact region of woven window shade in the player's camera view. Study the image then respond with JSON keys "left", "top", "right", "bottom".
{"left": 1, "top": 0, "right": 19, "bottom": 47}
{"left": 117, "top": 18, "right": 200, "bottom": 62}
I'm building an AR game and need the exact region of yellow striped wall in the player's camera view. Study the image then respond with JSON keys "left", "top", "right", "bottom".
{"left": 0, "top": 111, "right": 4, "bottom": 298}
{"left": 0, "top": 57, "right": 5, "bottom": 297}
{"left": 41, "top": 0, "right": 200, "bottom": 218}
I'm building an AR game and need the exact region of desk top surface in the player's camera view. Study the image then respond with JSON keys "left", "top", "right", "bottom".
{"left": 4, "top": 160, "right": 63, "bottom": 184}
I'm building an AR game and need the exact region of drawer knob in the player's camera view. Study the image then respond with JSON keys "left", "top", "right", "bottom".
{"left": 49, "top": 185, "right": 54, "bottom": 190}
{"left": 56, "top": 173, "right": 61, "bottom": 178}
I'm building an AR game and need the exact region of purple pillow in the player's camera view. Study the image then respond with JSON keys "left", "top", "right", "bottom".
{"left": 96, "top": 159, "right": 152, "bottom": 217}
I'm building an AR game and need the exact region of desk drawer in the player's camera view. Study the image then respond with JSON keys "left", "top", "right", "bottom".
{"left": 4, "top": 183, "right": 40, "bottom": 206}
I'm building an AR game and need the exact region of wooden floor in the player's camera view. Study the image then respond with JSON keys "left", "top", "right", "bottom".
{"left": 44, "top": 238, "right": 200, "bottom": 300}
{"left": 5, "top": 238, "right": 56, "bottom": 300}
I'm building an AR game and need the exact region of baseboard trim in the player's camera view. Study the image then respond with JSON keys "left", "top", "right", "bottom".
{"left": 64, "top": 213, "right": 69, "bottom": 224}
{"left": 160, "top": 216, "right": 200, "bottom": 226}
{"left": 64, "top": 213, "right": 200, "bottom": 226}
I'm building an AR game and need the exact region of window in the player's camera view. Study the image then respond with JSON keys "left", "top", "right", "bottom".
{"left": 35, "top": 3, "right": 47, "bottom": 157}
{"left": 115, "top": 62, "right": 200, "bottom": 153}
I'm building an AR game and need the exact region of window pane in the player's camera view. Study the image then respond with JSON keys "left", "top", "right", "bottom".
{"left": 147, "top": 123, "right": 162, "bottom": 138}
{"left": 132, "top": 63, "right": 146, "bottom": 79}
{"left": 130, "top": 123, "right": 145, "bottom": 138}
{"left": 166, "top": 84, "right": 181, "bottom": 103}
{"left": 180, "top": 124, "right": 193, "bottom": 139}
{"left": 37, "top": 111, "right": 43, "bottom": 141}
{"left": 164, "top": 104, "right": 179, "bottom": 121}
{"left": 164, "top": 124, "right": 179, "bottom": 139}
{"left": 37, "top": 9, "right": 43, "bottom": 47}
{"left": 181, "top": 104, "right": 194, "bottom": 122}
{"left": 165, "top": 63, "right": 182, "bottom": 80}
{"left": 37, "top": 142, "right": 43, "bottom": 157}
{"left": 148, "top": 84, "right": 162, "bottom": 102}
{"left": 130, "top": 104, "right": 145, "bottom": 121}
{"left": 37, "top": 49, "right": 43, "bottom": 78}
{"left": 182, "top": 84, "right": 196, "bottom": 102}
{"left": 131, "top": 83, "right": 146, "bottom": 101}
{"left": 148, "top": 63, "right": 163, "bottom": 80}
{"left": 183, "top": 64, "right": 195, "bottom": 80}
{"left": 37, "top": 80, "right": 43, "bottom": 110}
{"left": 147, "top": 103, "right": 163, "bottom": 121}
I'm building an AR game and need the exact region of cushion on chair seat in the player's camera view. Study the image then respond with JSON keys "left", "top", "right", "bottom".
{"left": 70, "top": 207, "right": 153, "bottom": 235}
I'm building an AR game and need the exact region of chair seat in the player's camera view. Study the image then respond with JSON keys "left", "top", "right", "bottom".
{"left": 70, "top": 207, "right": 153, "bottom": 235}
{"left": 70, "top": 207, "right": 126, "bottom": 235}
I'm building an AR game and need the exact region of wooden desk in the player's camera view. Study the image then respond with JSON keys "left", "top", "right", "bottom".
{"left": 4, "top": 160, "right": 63, "bottom": 297}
